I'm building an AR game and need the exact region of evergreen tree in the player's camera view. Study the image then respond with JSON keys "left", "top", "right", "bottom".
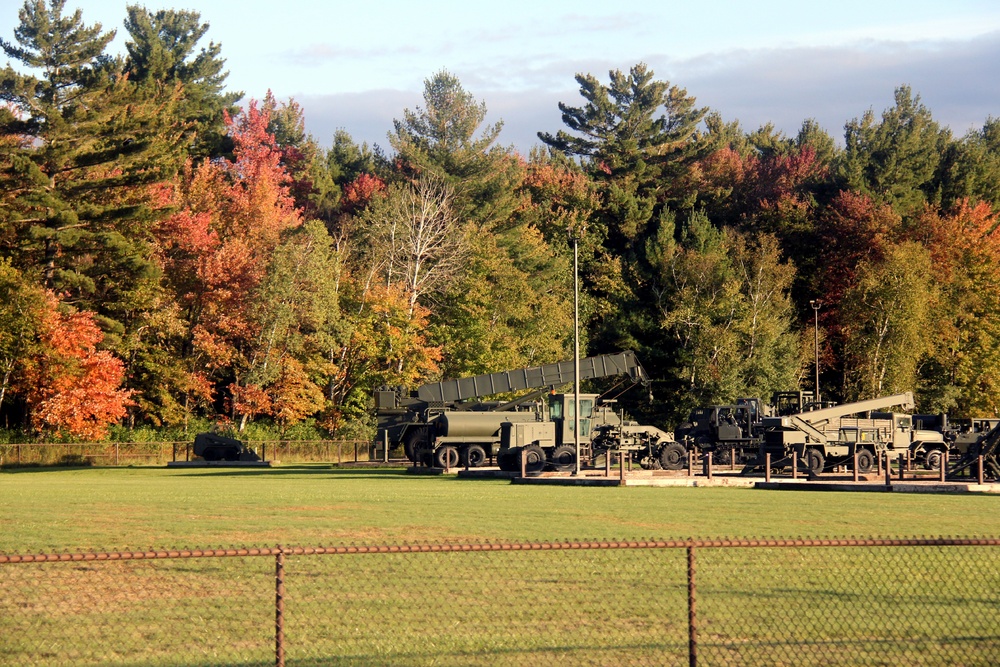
{"left": 837, "top": 86, "right": 951, "bottom": 217}
{"left": 389, "top": 69, "right": 521, "bottom": 230}
{"left": 123, "top": 4, "right": 241, "bottom": 159}
{"left": 538, "top": 63, "right": 709, "bottom": 405}
{"left": 938, "top": 118, "right": 1000, "bottom": 212}
{"left": 0, "top": 1, "right": 191, "bottom": 427}
{"left": 386, "top": 71, "right": 571, "bottom": 377}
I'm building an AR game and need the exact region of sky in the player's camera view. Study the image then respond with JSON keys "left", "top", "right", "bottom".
{"left": 3, "top": 1, "right": 1000, "bottom": 155}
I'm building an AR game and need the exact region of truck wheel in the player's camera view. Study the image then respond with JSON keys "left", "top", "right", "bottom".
{"left": 659, "top": 442, "right": 687, "bottom": 470}
{"left": 855, "top": 449, "right": 874, "bottom": 474}
{"left": 462, "top": 444, "right": 487, "bottom": 468}
{"left": 522, "top": 444, "right": 546, "bottom": 475}
{"left": 434, "top": 445, "right": 460, "bottom": 469}
{"left": 404, "top": 429, "right": 427, "bottom": 463}
{"left": 803, "top": 449, "right": 825, "bottom": 475}
{"left": 548, "top": 444, "right": 576, "bottom": 472}
{"left": 924, "top": 449, "right": 943, "bottom": 471}
{"left": 497, "top": 448, "right": 518, "bottom": 472}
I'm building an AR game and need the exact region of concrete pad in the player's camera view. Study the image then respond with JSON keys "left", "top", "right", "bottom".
{"left": 166, "top": 460, "right": 276, "bottom": 467}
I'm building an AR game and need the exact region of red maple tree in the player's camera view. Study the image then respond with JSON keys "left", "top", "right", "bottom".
{"left": 20, "top": 296, "right": 133, "bottom": 439}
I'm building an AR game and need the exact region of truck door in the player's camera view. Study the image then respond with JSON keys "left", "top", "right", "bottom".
{"left": 566, "top": 397, "right": 595, "bottom": 440}
{"left": 893, "top": 414, "right": 912, "bottom": 450}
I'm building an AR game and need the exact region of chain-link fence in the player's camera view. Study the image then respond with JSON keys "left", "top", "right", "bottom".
{"left": 0, "top": 440, "right": 382, "bottom": 467}
{"left": 2, "top": 538, "right": 998, "bottom": 666}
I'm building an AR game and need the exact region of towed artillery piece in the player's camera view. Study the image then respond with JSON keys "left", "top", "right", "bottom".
{"left": 192, "top": 432, "right": 261, "bottom": 462}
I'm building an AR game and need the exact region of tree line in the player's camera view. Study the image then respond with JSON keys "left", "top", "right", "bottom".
{"left": 2, "top": 0, "right": 999, "bottom": 441}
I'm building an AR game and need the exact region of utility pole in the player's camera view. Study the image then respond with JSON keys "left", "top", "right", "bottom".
{"left": 571, "top": 232, "right": 581, "bottom": 475}
{"left": 810, "top": 300, "right": 822, "bottom": 403}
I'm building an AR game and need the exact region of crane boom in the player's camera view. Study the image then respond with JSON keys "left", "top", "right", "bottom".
{"left": 415, "top": 351, "right": 649, "bottom": 403}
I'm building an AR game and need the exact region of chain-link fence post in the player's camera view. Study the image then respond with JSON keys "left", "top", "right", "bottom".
{"left": 275, "top": 546, "right": 286, "bottom": 667}
{"left": 687, "top": 544, "right": 698, "bottom": 667}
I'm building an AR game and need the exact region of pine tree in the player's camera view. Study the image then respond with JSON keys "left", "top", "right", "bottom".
{"left": 0, "top": 0, "right": 185, "bottom": 309}
{"left": 123, "top": 4, "right": 241, "bottom": 159}
{"left": 837, "top": 86, "right": 950, "bottom": 217}
{"left": 538, "top": 63, "right": 710, "bottom": 403}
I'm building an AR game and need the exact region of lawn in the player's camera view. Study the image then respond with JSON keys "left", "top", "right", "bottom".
{"left": 2, "top": 466, "right": 999, "bottom": 666}
{"left": 2, "top": 465, "right": 1000, "bottom": 553}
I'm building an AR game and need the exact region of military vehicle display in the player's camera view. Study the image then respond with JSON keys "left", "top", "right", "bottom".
{"left": 896, "top": 414, "right": 1000, "bottom": 469}
{"left": 374, "top": 351, "right": 650, "bottom": 469}
{"left": 743, "top": 392, "right": 947, "bottom": 476}
{"left": 499, "top": 392, "right": 679, "bottom": 472}
{"left": 673, "top": 392, "right": 821, "bottom": 465}
{"left": 192, "top": 432, "right": 262, "bottom": 462}
{"left": 947, "top": 420, "right": 1000, "bottom": 480}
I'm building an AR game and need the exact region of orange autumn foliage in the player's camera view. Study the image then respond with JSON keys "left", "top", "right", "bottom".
{"left": 20, "top": 296, "right": 133, "bottom": 439}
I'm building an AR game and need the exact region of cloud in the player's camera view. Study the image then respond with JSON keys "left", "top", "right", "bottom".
{"left": 666, "top": 32, "right": 1000, "bottom": 140}
{"left": 297, "top": 32, "right": 1000, "bottom": 156}
{"left": 297, "top": 89, "right": 422, "bottom": 150}
{"left": 284, "top": 43, "right": 422, "bottom": 67}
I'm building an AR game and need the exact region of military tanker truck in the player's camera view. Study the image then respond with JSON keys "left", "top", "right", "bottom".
{"left": 375, "top": 351, "right": 650, "bottom": 468}
{"left": 744, "top": 392, "right": 946, "bottom": 476}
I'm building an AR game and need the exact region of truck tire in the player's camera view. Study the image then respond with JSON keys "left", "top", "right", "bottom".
{"left": 497, "top": 448, "right": 519, "bottom": 471}
{"left": 803, "top": 448, "right": 825, "bottom": 475}
{"left": 404, "top": 429, "right": 428, "bottom": 463}
{"left": 548, "top": 444, "right": 576, "bottom": 472}
{"left": 522, "top": 444, "right": 546, "bottom": 475}
{"left": 924, "top": 449, "right": 943, "bottom": 471}
{"left": 434, "top": 445, "right": 460, "bottom": 469}
{"left": 659, "top": 442, "right": 687, "bottom": 470}
{"left": 855, "top": 449, "right": 874, "bottom": 474}
{"left": 462, "top": 444, "right": 488, "bottom": 468}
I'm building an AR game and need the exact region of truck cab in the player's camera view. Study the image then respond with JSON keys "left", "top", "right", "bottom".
{"left": 498, "top": 393, "right": 622, "bottom": 471}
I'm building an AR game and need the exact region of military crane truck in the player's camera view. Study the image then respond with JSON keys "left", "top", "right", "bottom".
{"left": 374, "top": 351, "right": 650, "bottom": 468}
{"left": 743, "top": 392, "right": 946, "bottom": 476}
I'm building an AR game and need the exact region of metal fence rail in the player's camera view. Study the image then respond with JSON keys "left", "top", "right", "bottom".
{"left": 2, "top": 537, "right": 999, "bottom": 666}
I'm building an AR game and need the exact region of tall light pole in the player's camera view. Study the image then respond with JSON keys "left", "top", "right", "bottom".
{"left": 571, "top": 231, "right": 581, "bottom": 475}
{"left": 810, "top": 299, "right": 822, "bottom": 403}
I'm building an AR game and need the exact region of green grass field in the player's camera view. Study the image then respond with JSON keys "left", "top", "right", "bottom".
{"left": 2, "top": 465, "right": 999, "bottom": 666}
{"left": 2, "top": 464, "right": 999, "bottom": 552}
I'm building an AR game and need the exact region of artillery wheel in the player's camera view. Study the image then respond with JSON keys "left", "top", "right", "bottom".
{"left": 522, "top": 444, "right": 547, "bottom": 475}
{"left": 803, "top": 448, "right": 825, "bottom": 475}
{"left": 434, "top": 445, "right": 460, "bottom": 469}
{"left": 855, "top": 449, "right": 875, "bottom": 474}
{"left": 462, "top": 444, "right": 488, "bottom": 468}
{"left": 548, "top": 444, "right": 576, "bottom": 472}
{"left": 659, "top": 442, "right": 687, "bottom": 471}
{"left": 924, "top": 449, "right": 943, "bottom": 471}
